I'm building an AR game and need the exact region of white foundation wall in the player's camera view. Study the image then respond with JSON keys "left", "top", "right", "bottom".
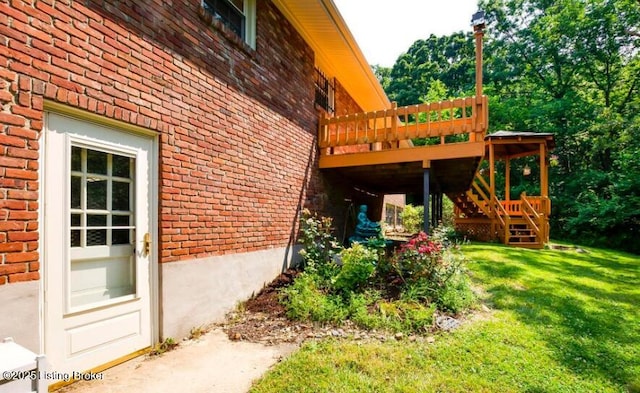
{"left": 160, "top": 246, "right": 300, "bottom": 340}
{"left": 0, "top": 281, "right": 40, "bottom": 352}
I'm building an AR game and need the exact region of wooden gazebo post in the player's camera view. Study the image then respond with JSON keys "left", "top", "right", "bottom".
{"left": 489, "top": 141, "right": 496, "bottom": 236}
{"left": 539, "top": 141, "right": 549, "bottom": 241}
{"left": 540, "top": 142, "right": 548, "bottom": 199}
{"left": 505, "top": 156, "right": 511, "bottom": 201}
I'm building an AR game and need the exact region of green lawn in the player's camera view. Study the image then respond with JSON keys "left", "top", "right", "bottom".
{"left": 250, "top": 243, "right": 640, "bottom": 393}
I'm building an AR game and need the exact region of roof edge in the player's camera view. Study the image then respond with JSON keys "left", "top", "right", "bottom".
{"left": 272, "top": 0, "right": 391, "bottom": 112}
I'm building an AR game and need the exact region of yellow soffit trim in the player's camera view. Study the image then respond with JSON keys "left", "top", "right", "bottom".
{"left": 272, "top": 0, "right": 391, "bottom": 112}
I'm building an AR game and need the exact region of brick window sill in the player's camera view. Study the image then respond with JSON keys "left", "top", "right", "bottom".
{"left": 197, "top": 5, "right": 256, "bottom": 57}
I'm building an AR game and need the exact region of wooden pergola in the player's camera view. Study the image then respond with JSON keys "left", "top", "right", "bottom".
{"left": 450, "top": 130, "right": 556, "bottom": 248}
{"left": 486, "top": 131, "right": 555, "bottom": 204}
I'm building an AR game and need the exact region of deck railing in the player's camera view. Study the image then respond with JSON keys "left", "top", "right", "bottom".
{"left": 501, "top": 196, "right": 550, "bottom": 217}
{"left": 454, "top": 172, "right": 551, "bottom": 222}
{"left": 521, "top": 193, "right": 544, "bottom": 244}
{"left": 319, "top": 96, "right": 488, "bottom": 154}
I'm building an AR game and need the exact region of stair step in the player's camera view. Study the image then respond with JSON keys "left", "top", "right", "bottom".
{"left": 508, "top": 241, "right": 544, "bottom": 249}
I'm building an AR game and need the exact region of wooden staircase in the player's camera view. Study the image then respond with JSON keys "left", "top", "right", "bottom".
{"left": 450, "top": 171, "right": 550, "bottom": 249}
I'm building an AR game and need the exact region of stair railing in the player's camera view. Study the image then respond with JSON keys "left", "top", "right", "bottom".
{"left": 466, "top": 171, "right": 491, "bottom": 216}
{"left": 491, "top": 194, "right": 511, "bottom": 243}
{"left": 521, "top": 193, "right": 542, "bottom": 244}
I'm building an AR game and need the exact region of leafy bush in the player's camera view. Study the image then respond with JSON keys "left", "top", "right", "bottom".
{"left": 400, "top": 204, "right": 424, "bottom": 234}
{"left": 391, "top": 231, "right": 443, "bottom": 285}
{"left": 377, "top": 300, "right": 436, "bottom": 332}
{"left": 431, "top": 224, "right": 466, "bottom": 247}
{"left": 280, "top": 273, "right": 347, "bottom": 324}
{"left": 348, "top": 291, "right": 383, "bottom": 330}
{"left": 333, "top": 243, "right": 378, "bottom": 294}
{"left": 285, "top": 211, "right": 476, "bottom": 334}
{"left": 391, "top": 231, "right": 475, "bottom": 314}
{"left": 435, "top": 274, "right": 476, "bottom": 314}
{"left": 298, "top": 209, "right": 342, "bottom": 283}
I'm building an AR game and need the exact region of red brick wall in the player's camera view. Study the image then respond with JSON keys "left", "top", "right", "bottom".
{"left": 0, "top": 0, "right": 43, "bottom": 284}
{"left": 0, "top": 0, "right": 372, "bottom": 282}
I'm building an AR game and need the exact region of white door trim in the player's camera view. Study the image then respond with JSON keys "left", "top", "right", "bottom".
{"left": 41, "top": 109, "right": 159, "bottom": 370}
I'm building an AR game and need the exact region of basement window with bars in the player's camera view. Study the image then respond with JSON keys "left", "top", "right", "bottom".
{"left": 202, "top": 0, "right": 256, "bottom": 48}
{"left": 314, "top": 67, "right": 335, "bottom": 115}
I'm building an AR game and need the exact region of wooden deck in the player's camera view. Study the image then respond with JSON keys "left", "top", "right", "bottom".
{"left": 317, "top": 96, "right": 488, "bottom": 196}
{"left": 317, "top": 100, "right": 554, "bottom": 249}
{"left": 315, "top": 18, "right": 554, "bottom": 249}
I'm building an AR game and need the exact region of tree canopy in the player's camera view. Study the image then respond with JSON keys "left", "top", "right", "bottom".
{"left": 378, "top": 0, "right": 640, "bottom": 253}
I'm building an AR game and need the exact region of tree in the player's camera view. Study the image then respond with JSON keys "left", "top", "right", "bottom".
{"left": 387, "top": 32, "right": 475, "bottom": 106}
{"left": 481, "top": 0, "right": 640, "bottom": 252}
{"left": 382, "top": 0, "right": 640, "bottom": 252}
{"left": 372, "top": 64, "right": 391, "bottom": 91}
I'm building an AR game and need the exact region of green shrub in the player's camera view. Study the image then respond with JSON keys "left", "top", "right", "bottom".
{"left": 399, "top": 280, "right": 433, "bottom": 302}
{"left": 400, "top": 204, "right": 424, "bottom": 234}
{"left": 435, "top": 273, "right": 476, "bottom": 314}
{"left": 347, "top": 291, "right": 383, "bottom": 330}
{"left": 392, "top": 232, "right": 476, "bottom": 315}
{"left": 298, "top": 209, "right": 342, "bottom": 284}
{"left": 333, "top": 243, "right": 378, "bottom": 294}
{"left": 280, "top": 273, "right": 347, "bottom": 324}
{"left": 377, "top": 300, "right": 436, "bottom": 332}
{"left": 391, "top": 231, "right": 444, "bottom": 285}
{"left": 286, "top": 210, "right": 476, "bottom": 332}
{"left": 431, "top": 224, "right": 465, "bottom": 247}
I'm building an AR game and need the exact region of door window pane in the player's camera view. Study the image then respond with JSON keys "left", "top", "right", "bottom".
{"left": 112, "top": 215, "right": 130, "bottom": 227}
{"left": 86, "top": 178, "right": 107, "bottom": 209}
{"left": 112, "top": 155, "right": 131, "bottom": 178}
{"left": 71, "top": 230, "right": 81, "bottom": 248}
{"left": 86, "top": 150, "right": 107, "bottom": 174}
{"left": 112, "top": 229, "right": 131, "bottom": 245}
{"left": 112, "top": 182, "right": 130, "bottom": 211}
{"left": 87, "top": 229, "right": 107, "bottom": 246}
{"left": 69, "top": 145, "right": 138, "bottom": 307}
{"left": 71, "top": 214, "right": 82, "bottom": 227}
{"left": 70, "top": 146, "right": 136, "bottom": 247}
{"left": 71, "top": 146, "right": 82, "bottom": 171}
{"left": 71, "top": 176, "right": 82, "bottom": 209}
{"left": 87, "top": 215, "right": 107, "bottom": 227}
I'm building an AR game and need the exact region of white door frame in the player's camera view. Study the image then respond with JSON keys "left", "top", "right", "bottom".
{"left": 40, "top": 104, "right": 159, "bottom": 372}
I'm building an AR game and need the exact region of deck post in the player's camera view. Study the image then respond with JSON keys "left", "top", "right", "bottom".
{"left": 473, "top": 11, "right": 485, "bottom": 135}
{"left": 431, "top": 191, "right": 442, "bottom": 228}
{"left": 540, "top": 142, "right": 547, "bottom": 198}
{"left": 434, "top": 192, "right": 443, "bottom": 227}
{"left": 423, "top": 161, "right": 431, "bottom": 234}
{"left": 489, "top": 142, "right": 496, "bottom": 238}
{"left": 439, "top": 193, "right": 444, "bottom": 225}
{"left": 540, "top": 142, "right": 549, "bottom": 243}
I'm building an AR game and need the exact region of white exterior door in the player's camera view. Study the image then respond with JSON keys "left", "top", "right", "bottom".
{"left": 44, "top": 113, "right": 155, "bottom": 378}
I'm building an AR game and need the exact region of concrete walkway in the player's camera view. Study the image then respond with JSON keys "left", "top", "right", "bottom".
{"left": 58, "top": 329, "right": 298, "bottom": 393}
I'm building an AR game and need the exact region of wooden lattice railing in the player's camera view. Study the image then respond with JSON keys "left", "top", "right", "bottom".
{"left": 319, "top": 96, "right": 488, "bottom": 153}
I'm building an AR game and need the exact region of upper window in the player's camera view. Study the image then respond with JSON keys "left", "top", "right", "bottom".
{"left": 314, "top": 67, "right": 335, "bottom": 115}
{"left": 202, "top": 0, "right": 256, "bottom": 48}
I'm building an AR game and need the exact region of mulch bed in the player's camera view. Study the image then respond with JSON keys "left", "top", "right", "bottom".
{"left": 218, "top": 268, "right": 474, "bottom": 345}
